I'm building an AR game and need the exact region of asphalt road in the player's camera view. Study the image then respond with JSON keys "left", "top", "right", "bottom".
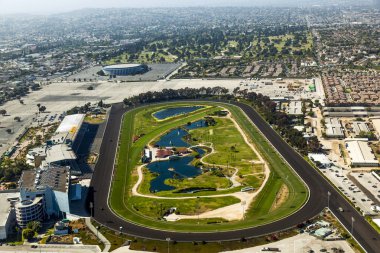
{"left": 89, "top": 101, "right": 380, "bottom": 252}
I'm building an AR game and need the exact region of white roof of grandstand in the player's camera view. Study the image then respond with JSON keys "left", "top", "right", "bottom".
{"left": 55, "top": 114, "right": 85, "bottom": 142}
{"left": 56, "top": 114, "right": 85, "bottom": 134}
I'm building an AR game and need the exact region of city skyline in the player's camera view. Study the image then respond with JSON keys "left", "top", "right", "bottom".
{"left": 0, "top": 0, "right": 376, "bottom": 15}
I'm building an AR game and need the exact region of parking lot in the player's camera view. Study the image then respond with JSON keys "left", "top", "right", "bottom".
{"left": 34, "top": 112, "right": 65, "bottom": 126}
{"left": 240, "top": 78, "right": 323, "bottom": 101}
{"left": 319, "top": 165, "right": 376, "bottom": 215}
{"left": 350, "top": 172, "right": 380, "bottom": 206}
{"left": 224, "top": 233, "right": 354, "bottom": 253}
{"left": 65, "top": 63, "right": 182, "bottom": 82}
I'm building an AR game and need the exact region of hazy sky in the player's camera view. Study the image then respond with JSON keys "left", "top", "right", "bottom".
{"left": 0, "top": 0, "right": 305, "bottom": 14}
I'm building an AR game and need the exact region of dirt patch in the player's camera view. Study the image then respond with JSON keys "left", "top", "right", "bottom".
{"left": 270, "top": 183, "right": 289, "bottom": 212}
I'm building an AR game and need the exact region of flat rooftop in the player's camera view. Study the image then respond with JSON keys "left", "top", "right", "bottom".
{"left": 103, "top": 64, "right": 143, "bottom": 69}
{"left": 0, "top": 192, "right": 19, "bottom": 226}
{"left": 287, "top": 101, "right": 304, "bottom": 115}
{"left": 308, "top": 153, "right": 332, "bottom": 165}
{"left": 352, "top": 122, "right": 370, "bottom": 135}
{"left": 20, "top": 165, "right": 70, "bottom": 193}
{"left": 46, "top": 144, "right": 76, "bottom": 164}
{"left": 345, "top": 139, "right": 378, "bottom": 165}
{"left": 325, "top": 118, "right": 344, "bottom": 137}
{"left": 55, "top": 114, "right": 85, "bottom": 143}
{"left": 371, "top": 118, "right": 380, "bottom": 136}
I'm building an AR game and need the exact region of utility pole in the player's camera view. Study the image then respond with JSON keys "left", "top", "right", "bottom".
{"left": 241, "top": 201, "right": 246, "bottom": 220}
{"left": 197, "top": 197, "right": 200, "bottom": 224}
{"left": 351, "top": 217, "right": 355, "bottom": 235}
{"left": 166, "top": 238, "right": 171, "bottom": 253}
{"left": 89, "top": 202, "right": 94, "bottom": 217}
{"left": 327, "top": 191, "right": 331, "bottom": 209}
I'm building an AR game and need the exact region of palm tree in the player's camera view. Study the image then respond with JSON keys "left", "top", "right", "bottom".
{"left": 27, "top": 220, "right": 42, "bottom": 232}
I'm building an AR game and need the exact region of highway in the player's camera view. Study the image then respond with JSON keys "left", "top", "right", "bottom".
{"left": 89, "top": 101, "right": 380, "bottom": 252}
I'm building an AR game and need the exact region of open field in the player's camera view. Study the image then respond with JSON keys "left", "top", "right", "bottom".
{"left": 165, "top": 171, "right": 232, "bottom": 189}
{"left": 109, "top": 101, "right": 308, "bottom": 231}
{"left": 128, "top": 196, "right": 240, "bottom": 218}
{"left": 189, "top": 117, "right": 259, "bottom": 175}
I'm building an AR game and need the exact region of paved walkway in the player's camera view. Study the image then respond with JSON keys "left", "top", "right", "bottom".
{"left": 0, "top": 244, "right": 101, "bottom": 253}
{"left": 85, "top": 217, "right": 111, "bottom": 252}
{"left": 223, "top": 233, "right": 354, "bottom": 253}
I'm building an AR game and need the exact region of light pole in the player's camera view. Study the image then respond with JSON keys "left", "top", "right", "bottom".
{"left": 89, "top": 202, "right": 94, "bottom": 217}
{"left": 119, "top": 226, "right": 123, "bottom": 235}
{"left": 241, "top": 201, "right": 246, "bottom": 220}
{"left": 327, "top": 191, "right": 331, "bottom": 209}
{"left": 197, "top": 197, "right": 200, "bottom": 224}
{"left": 351, "top": 217, "right": 355, "bottom": 235}
{"left": 166, "top": 237, "right": 171, "bottom": 253}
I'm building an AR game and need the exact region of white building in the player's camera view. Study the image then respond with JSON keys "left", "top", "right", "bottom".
{"left": 371, "top": 118, "right": 380, "bottom": 137}
{"left": 323, "top": 106, "right": 380, "bottom": 117}
{"left": 345, "top": 138, "right": 379, "bottom": 167}
{"left": 26, "top": 114, "right": 85, "bottom": 167}
{"left": 0, "top": 193, "right": 19, "bottom": 239}
{"left": 352, "top": 122, "right": 370, "bottom": 136}
{"left": 308, "top": 153, "right": 332, "bottom": 168}
{"left": 17, "top": 165, "right": 72, "bottom": 227}
{"left": 325, "top": 118, "right": 345, "bottom": 138}
{"left": 287, "top": 100, "right": 303, "bottom": 116}
{"left": 15, "top": 197, "right": 44, "bottom": 228}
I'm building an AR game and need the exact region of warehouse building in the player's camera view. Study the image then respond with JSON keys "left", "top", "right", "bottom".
{"left": 323, "top": 106, "right": 380, "bottom": 117}
{"left": 345, "top": 138, "right": 379, "bottom": 167}
{"left": 325, "top": 118, "right": 345, "bottom": 138}
{"left": 308, "top": 153, "right": 332, "bottom": 168}
{"left": 352, "top": 121, "right": 370, "bottom": 136}
{"left": 287, "top": 100, "right": 303, "bottom": 116}
{"left": 371, "top": 118, "right": 380, "bottom": 137}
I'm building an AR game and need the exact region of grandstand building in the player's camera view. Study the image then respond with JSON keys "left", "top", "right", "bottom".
{"left": 16, "top": 164, "right": 79, "bottom": 227}
{"left": 26, "top": 114, "right": 85, "bottom": 168}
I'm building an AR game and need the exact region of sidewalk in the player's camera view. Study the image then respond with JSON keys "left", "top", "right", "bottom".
{"left": 85, "top": 217, "right": 112, "bottom": 252}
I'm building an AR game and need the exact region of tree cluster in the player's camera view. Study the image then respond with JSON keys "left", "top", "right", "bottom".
{"left": 0, "top": 159, "right": 32, "bottom": 182}
{"left": 239, "top": 91, "right": 321, "bottom": 155}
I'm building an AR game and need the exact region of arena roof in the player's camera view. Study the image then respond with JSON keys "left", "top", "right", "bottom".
{"left": 103, "top": 64, "right": 143, "bottom": 69}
